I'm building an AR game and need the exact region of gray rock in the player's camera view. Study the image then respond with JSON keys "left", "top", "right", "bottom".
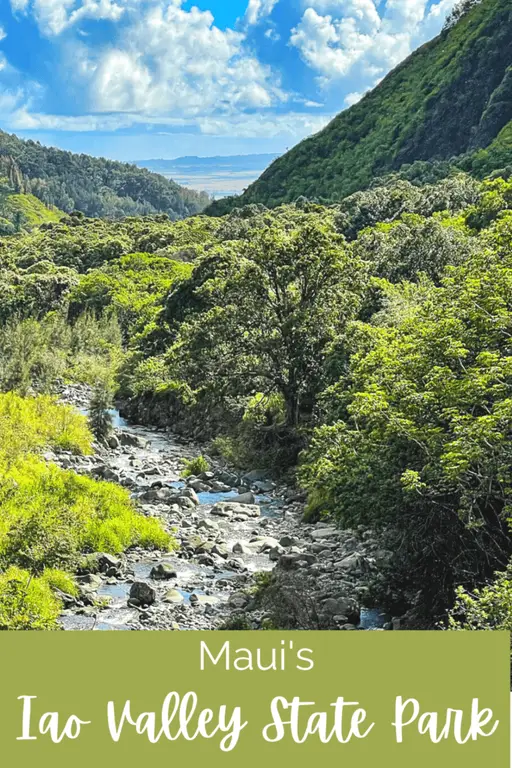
{"left": 119, "top": 431, "right": 149, "bottom": 450}
{"left": 233, "top": 541, "right": 252, "bottom": 555}
{"left": 179, "top": 488, "right": 200, "bottom": 505}
{"left": 229, "top": 492, "right": 256, "bottom": 505}
{"left": 150, "top": 563, "right": 178, "bottom": 581}
{"left": 129, "top": 582, "right": 156, "bottom": 606}
{"left": 310, "top": 527, "right": 338, "bottom": 540}
{"left": 97, "top": 553, "right": 122, "bottom": 574}
{"left": 140, "top": 487, "right": 174, "bottom": 503}
{"left": 197, "top": 518, "right": 220, "bottom": 533}
{"left": 187, "top": 479, "right": 211, "bottom": 493}
{"left": 211, "top": 501, "right": 261, "bottom": 518}
{"left": 176, "top": 496, "right": 197, "bottom": 511}
{"left": 257, "top": 537, "right": 280, "bottom": 553}
{"left": 164, "top": 589, "right": 184, "bottom": 604}
{"left": 107, "top": 434, "right": 120, "bottom": 450}
{"left": 228, "top": 592, "right": 250, "bottom": 609}
{"left": 210, "top": 481, "right": 232, "bottom": 493}
{"left": 241, "top": 469, "right": 268, "bottom": 484}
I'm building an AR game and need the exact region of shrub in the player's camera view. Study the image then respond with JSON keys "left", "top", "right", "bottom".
{"left": 181, "top": 455, "right": 210, "bottom": 478}
{"left": 448, "top": 565, "right": 512, "bottom": 631}
{"left": 0, "top": 392, "right": 92, "bottom": 463}
{"left": 0, "top": 567, "right": 63, "bottom": 630}
{"left": 0, "top": 459, "right": 173, "bottom": 572}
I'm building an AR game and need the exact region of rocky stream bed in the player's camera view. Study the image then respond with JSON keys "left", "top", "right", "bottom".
{"left": 51, "top": 386, "right": 392, "bottom": 632}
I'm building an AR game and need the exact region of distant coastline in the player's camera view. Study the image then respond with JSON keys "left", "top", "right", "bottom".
{"left": 133, "top": 154, "right": 280, "bottom": 198}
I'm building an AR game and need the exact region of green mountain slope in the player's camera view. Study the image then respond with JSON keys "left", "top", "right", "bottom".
{"left": 0, "top": 132, "right": 210, "bottom": 220}
{"left": 212, "top": 0, "right": 512, "bottom": 211}
{"left": 0, "top": 178, "right": 64, "bottom": 234}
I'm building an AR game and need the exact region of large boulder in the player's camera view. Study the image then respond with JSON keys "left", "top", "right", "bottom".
{"left": 129, "top": 581, "right": 156, "bottom": 606}
{"left": 211, "top": 502, "right": 260, "bottom": 518}
{"left": 118, "top": 431, "right": 149, "bottom": 450}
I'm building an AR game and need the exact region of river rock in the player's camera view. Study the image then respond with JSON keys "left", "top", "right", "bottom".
{"left": 179, "top": 488, "right": 200, "bottom": 505}
{"left": 164, "top": 589, "right": 184, "bottom": 604}
{"left": 279, "top": 553, "right": 317, "bottom": 570}
{"left": 140, "top": 487, "right": 174, "bottom": 503}
{"left": 129, "top": 582, "right": 156, "bottom": 606}
{"left": 229, "top": 492, "right": 256, "bottom": 505}
{"left": 187, "top": 479, "right": 211, "bottom": 493}
{"left": 210, "top": 481, "right": 232, "bottom": 493}
{"left": 119, "top": 431, "right": 149, "bottom": 450}
{"left": 197, "top": 518, "right": 219, "bottom": 533}
{"left": 150, "top": 563, "right": 178, "bottom": 581}
{"left": 310, "top": 527, "right": 338, "bottom": 540}
{"left": 211, "top": 502, "right": 260, "bottom": 518}
{"left": 279, "top": 535, "right": 300, "bottom": 548}
{"left": 107, "top": 434, "right": 120, "bottom": 450}
{"left": 228, "top": 592, "right": 250, "bottom": 609}
{"left": 215, "top": 470, "right": 239, "bottom": 487}
{"left": 176, "top": 496, "right": 198, "bottom": 511}
{"left": 241, "top": 469, "right": 268, "bottom": 485}
{"left": 268, "top": 546, "right": 285, "bottom": 561}
{"left": 212, "top": 543, "right": 229, "bottom": 559}
{"left": 233, "top": 541, "right": 252, "bottom": 555}
{"left": 256, "top": 537, "right": 280, "bottom": 553}
{"left": 97, "top": 553, "right": 122, "bottom": 574}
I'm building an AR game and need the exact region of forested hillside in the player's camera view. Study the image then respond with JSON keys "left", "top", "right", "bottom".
{"left": 0, "top": 133, "right": 210, "bottom": 220}
{"left": 2, "top": 168, "right": 512, "bottom": 630}
{"left": 208, "top": 0, "right": 512, "bottom": 213}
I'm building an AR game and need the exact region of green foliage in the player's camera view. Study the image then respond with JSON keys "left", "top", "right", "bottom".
{"left": 0, "top": 392, "right": 172, "bottom": 630}
{"left": 448, "top": 564, "right": 512, "bottom": 631}
{"left": 0, "top": 567, "right": 63, "bottom": 630}
{"left": 169, "top": 215, "right": 365, "bottom": 433}
{"left": 301, "top": 240, "right": 512, "bottom": 614}
{"left": 88, "top": 381, "right": 114, "bottom": 441}
{"left": 0, "top": 134, "right": 209, "bottom": 220}
{"left": 0, "top": 313, "right": 122, "bottom": 395}
{"left": 0, "top": 391, "right": 92, "bottom": 460}
{"left": 70, "top": 253, "right": 193, "bottom": 338}
{"left": 181, "top": 455, "right": 210, "bottom": 478}
{"left": 209, "top": 0, "right": 512, "bottom": 210}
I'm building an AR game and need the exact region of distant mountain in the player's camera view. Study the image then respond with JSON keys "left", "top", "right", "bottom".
{"left": 208, "top": 0, "right": 512, "bottom": 212}
{"left": 135, "top": 155, "right": 279, "bottom": 198}
{"left": 136, "top": 155, "right": 279, "bottom": 172}
{"left": 0, "top": 131, "right": 210, "bottom": 221}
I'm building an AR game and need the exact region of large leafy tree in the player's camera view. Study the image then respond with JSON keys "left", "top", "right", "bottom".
{"left": 170, "top": 216, "right": 366, "bottom": 428}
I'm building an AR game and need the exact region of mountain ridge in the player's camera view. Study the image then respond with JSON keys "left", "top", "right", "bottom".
{"left": 0, "top": 130, "right": 210, "bottom": 220}
{"left": 207, "top": 0, "right": 512, "bottom": 213}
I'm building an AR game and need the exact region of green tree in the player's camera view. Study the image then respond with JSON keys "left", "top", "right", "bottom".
{"left": 88, "top": 381, "right": 114, "bottom": 442}
{"left": 171, "top": 216, "right": 366, "bottom": 428}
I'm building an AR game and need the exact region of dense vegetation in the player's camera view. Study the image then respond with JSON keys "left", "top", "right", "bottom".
{"left": 3, "top": 162, "right": 512, "bottom": 628}
{"left": 0, "top": 393, "right": 171, "bottom": 629}
{"left": 0, "top": 134, "right": 210, "bottom": 220}
{"left": 3, "top": 0, "right": 512, "bottom": 633}
{"left": 207, "top": 0, "right": 512, "bottom": 213}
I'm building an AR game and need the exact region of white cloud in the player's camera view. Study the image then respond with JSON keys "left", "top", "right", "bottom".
{"left": 84, "top": 3, "right": 285, "bottom": 116}
{"left": 344, "top": 90, "right": 364, "bottom": 106}
{"left": 7, "top": 107, "right": 332, "bottom": 142}
{"left": 9, "top": 0, "right": 130, "bottom": 36}
{"left": 290, "top": 9, "right": 376, "bottom": 77}
{"left": 245, "top": 0, "right": 279, "bottom": 26}
{"left": 291, "top": 0, "right": 457, "bottom": 87}
{"left": 0, "top": 26, "right": 6, "bottom": 42}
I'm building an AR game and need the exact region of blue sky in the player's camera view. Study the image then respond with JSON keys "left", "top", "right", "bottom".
{"left": 0, "top": 0, "right": 459, "bottom": 160}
